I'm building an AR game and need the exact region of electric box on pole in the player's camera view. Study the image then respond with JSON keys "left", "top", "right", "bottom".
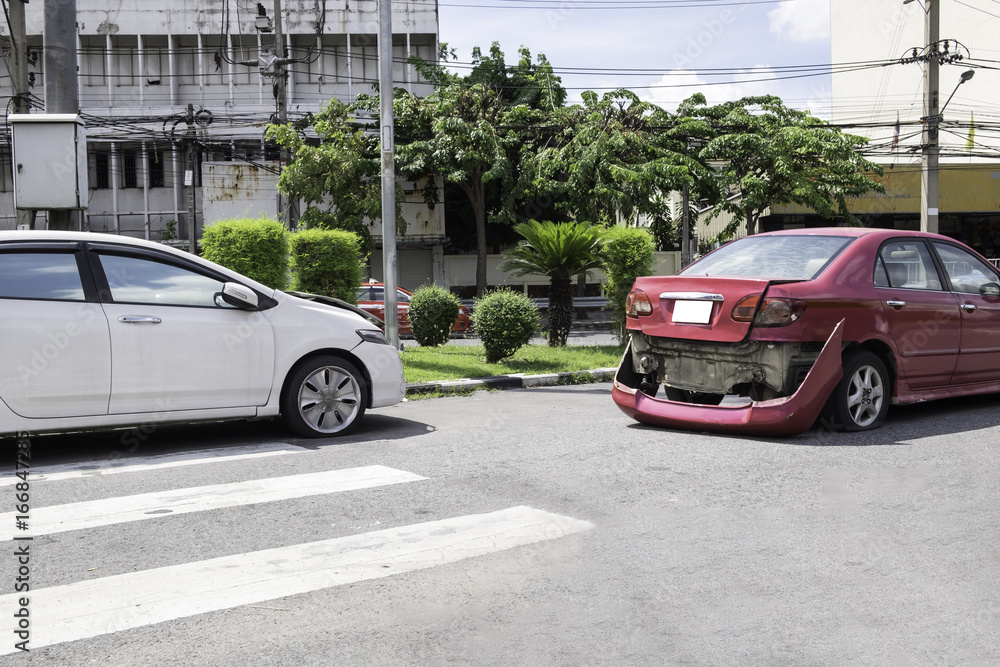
{"left": 9, "top": 114, "right": 88, "bottom": 210}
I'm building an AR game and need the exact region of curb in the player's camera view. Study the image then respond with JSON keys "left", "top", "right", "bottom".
{"left": 405, "top": 367, "right": 618, "bottom": 397}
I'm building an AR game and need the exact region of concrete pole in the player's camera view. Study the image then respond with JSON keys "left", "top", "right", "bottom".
{"left": 920, "top": 0, "right": 940, "bottom": 234}
{"left": 44, "top": 0, "right": 80, "bottom": 231}
{"left": 9, "top": 0, "right": 36, "bottom": 229}
{"left": 378, "top": 0, "right": 399, "bottom": 348}
{"left": 681, "top": 183, "right": 691, "bottom": 268}
{"left": 273, "top": 0, "right": 290, "bottom": 229}
{"left": 186, "top": 104, "right": 197, "bottom": 254}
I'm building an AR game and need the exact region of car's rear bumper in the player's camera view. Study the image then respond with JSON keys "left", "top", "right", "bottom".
{"left": 612, "top": 320, "right": 845, "bottom": 436}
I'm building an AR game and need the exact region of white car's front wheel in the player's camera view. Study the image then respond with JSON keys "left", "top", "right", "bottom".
{"left": 282, "top": 356, "right": 367, "bottom": 437}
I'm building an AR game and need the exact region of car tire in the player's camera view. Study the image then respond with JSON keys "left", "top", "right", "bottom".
{"left": 281, "top": 356, "right": 367, "bottom": 437}
{"left": 824, "top": 350, "right": 889, "bottom": 432}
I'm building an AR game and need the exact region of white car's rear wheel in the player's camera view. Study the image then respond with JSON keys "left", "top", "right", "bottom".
{"left": 282, "top": 356, "right": 367, "bottom": 437}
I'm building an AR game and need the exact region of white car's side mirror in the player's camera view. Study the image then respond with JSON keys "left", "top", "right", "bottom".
{"left": 221, "top": 282, "right": 259, "bottom": 310}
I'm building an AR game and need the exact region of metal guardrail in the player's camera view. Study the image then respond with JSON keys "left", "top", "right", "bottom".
{"left": 460, "top": 296, "right": 608, "bottom": 311}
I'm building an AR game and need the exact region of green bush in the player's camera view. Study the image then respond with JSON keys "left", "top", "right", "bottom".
{"left": 602, "top": 227, "right": 656, "bottom": 342}
{"left": 289, "top": 228, "right": 366, "bottom": 303}
{"left": 472, "top": 288, "right": 540, "bottom": 363}
{"left": 201, "top": 217, "right": 289, "bottom": 290}
{"left": 409, "top": 284, "right": 461, "bottom": 347}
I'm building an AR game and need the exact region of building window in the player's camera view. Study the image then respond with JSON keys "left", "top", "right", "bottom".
{"left": 121, "top": 149, "right": 138, "bottom": 189}
{"left": 148, "top": 150, "right": 164, "bottom": 188}
{"left": 92, "top": 151, "right": 110, "bottom": 190}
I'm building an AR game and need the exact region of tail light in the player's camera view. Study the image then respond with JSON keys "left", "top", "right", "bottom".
{"left": 625, "top": 288, "right": 653, "bottom": 317}
{"left": 732, "top": 293, "right": 806, "bottom": 327}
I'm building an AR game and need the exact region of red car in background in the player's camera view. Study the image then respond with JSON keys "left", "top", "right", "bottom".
{"left": 356, "top": 282, "right": 473, "bottom": 336}
{"left": 613, "top": 228, "right": 1000, "bottom": 436}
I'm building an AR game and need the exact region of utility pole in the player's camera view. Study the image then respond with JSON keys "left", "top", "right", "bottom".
{"left": 920, "top": 0, "right": 940, "bottom": 234}
{"left": 681, "top": 183, "right": 691, "bottom": 268}
{"left": 378, "top": 0, "right": 399, "bottom": 348}
{"left": 186, "top": 104, "right": 197, "bottom": 254}
{"left": 43, "top": 0, "right": 79, "bottom": 231}
{"left": 272, "top": 0, "right": 290, "bottom": 229}
{"left": 8, "top": 0, "right": 35, "bottom": 229}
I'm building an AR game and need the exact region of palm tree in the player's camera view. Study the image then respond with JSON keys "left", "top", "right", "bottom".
{"left": 499, "top": 220, "right": 604, "bottom": 347}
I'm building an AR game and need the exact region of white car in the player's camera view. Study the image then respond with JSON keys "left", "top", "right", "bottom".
{"left": 0, "top": 231, "right": 405, "bottom": 438}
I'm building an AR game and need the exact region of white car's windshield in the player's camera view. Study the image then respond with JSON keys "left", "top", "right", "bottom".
{"left": 680, "top": 235, "right": 854, "bottom": 280}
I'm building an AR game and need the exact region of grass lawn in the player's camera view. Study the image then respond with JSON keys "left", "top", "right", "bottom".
{"left": 400, "top": 342, "right": 626, "bottom": 384}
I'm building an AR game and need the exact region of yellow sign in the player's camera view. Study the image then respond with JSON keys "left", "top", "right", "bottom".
{"left": 771, "top": 165, "right": 1000, "bottom": 215}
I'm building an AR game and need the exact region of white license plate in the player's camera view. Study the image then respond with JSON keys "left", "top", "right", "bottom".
{"left": 671, "top": 300, "right": 713, "bottom": 324}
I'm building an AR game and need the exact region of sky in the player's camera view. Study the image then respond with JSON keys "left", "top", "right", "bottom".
{"left": 437, "top": 0, "right": 833, "bottom": 116}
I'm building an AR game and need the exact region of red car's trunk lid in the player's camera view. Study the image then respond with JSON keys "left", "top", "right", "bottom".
{"left": 630, "top": 276, "right": 773, "bottom": 343}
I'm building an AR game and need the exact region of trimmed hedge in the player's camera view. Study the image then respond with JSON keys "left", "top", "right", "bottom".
{"left": 602, "top": 226, "right": 656, "bottom": 341}
{"left": 409, "top": 284, "right": 461, "bottom": 347}
{"left": 289, "top": 228, "right": 366, "bottom": 303}
{"left": 201, "top": 217, "right": 289, "bottom": 290}
{"left": 472, "top": 288, "right": 540, "bottom": 363}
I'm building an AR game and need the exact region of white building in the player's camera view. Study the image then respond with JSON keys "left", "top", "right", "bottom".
{"left": 0, "top": 0, "right": 446, "bottom": 285}
{"left": 768, "top": 0, "right": 1000, "bottom": 256}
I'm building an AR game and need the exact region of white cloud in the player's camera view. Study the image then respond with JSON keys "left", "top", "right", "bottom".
{"left": 768, "top": 0, "right": 831, "bottom": 43}
{"left": 639, "top": 67, "right": 781, "bottom": 112}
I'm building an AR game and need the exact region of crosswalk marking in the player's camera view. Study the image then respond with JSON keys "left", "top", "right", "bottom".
{"left": 0, "top": 442, "right": 310, "bottom": 487}
{"left": 0, "top": 506, "right": 592, "bottom": 655}
{"left": 0, "top": 466, "right": 425, "bottom": 541}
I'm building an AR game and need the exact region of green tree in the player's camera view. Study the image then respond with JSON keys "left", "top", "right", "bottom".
{"left": 381, "top": 43, "right": 565, "bottom": 296}
{"left": 499, "top": 220, "right": 604, "bottom": 347}
{"left": 691, "top": 95, "right": 884, "bottom": 237}
{"left": 529, "top": 89, "right": 698, "bottom": 227}
{"left": 266, "top": 100, "right": 402, "bottom": 252}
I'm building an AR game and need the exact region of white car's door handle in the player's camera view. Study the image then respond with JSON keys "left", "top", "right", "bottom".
{"left": 886, "top": 300, "right": 906, "bottom": 308}
{"left": 118, "top": 316, "right": 162, "bottom": 324}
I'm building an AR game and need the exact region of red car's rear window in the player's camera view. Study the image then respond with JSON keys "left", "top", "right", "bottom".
{"left": 680, "top": 235, "right": 854, "bottom": 280}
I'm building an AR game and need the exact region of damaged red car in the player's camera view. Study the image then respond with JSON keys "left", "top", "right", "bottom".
{"left": 613, "top": 228, "right": 1000, "bottom": 436}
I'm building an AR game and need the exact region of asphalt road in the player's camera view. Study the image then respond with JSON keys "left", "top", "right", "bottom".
{"left": 3, "top": 383, "right": 999, "bottom": 665}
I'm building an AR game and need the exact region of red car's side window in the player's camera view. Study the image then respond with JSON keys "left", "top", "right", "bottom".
{"left": 878, "top": 242, "right": 943, "bottom": 291}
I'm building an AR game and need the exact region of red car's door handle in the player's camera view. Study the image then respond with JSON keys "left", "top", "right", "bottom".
{"left": 886, "top": 300, "right": 906, "bottom": 308}
{"left": 961, "top": 303, "right": 978, "bottom": 312}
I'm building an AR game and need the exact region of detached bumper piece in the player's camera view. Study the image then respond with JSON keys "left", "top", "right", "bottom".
{"left": 612, "top": 321, "right": 845, "bottom": 436}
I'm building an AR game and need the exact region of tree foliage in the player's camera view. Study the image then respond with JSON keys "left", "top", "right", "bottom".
{"left": 266, "top": 99, "right": 402, "bottom": 252}
{"left": 687, "top": 94, "right": 885, "bottom": 237}
{"left": 378, "top": 43, "right": 565, "bottom": 296}
{"left": 529, "top": 89, "right": 697, "bottom": 227}
{"left": 499, "top": 220, "right": 604, "bottom": 347}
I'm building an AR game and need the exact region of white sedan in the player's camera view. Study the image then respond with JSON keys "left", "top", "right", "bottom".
{"left": 0, "top": 231, "right": 405, "bottom": 438}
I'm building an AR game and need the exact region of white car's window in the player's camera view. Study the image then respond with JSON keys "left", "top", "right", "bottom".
{"left": 680, "top": 235, "right": 852, "bottom": 280}
{"left": 0, "top": 252, "right": 85, "bottom": 301}
{"left": 878, "top": 241, "right": 943, "bottom": 291}
{"left": 100, "top": 254, "right": 228, "bottom": 307}
{"left": 934, "top": 242, "right": 999, "bottom": 294}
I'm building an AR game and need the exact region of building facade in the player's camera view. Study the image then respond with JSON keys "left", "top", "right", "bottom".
{"left": 0, "top": 0, "right": 445, "bottom": 281}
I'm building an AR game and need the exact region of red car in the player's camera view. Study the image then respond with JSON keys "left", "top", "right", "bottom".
{"left": 356, "top": 282, "right": 473, "bottom": 336}
{"left": 613, "top": 228, "right": 1000, "bottom": 436}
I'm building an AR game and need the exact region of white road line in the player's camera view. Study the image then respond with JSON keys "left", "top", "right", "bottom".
{"left": 0, "top": 506, "right": 593, "bottom": 655}
{"left": 0, "top": 466, "right": 426, "bottom": 541}
{"left": 0, "top": 443, "right": 310, "bottom": 487}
